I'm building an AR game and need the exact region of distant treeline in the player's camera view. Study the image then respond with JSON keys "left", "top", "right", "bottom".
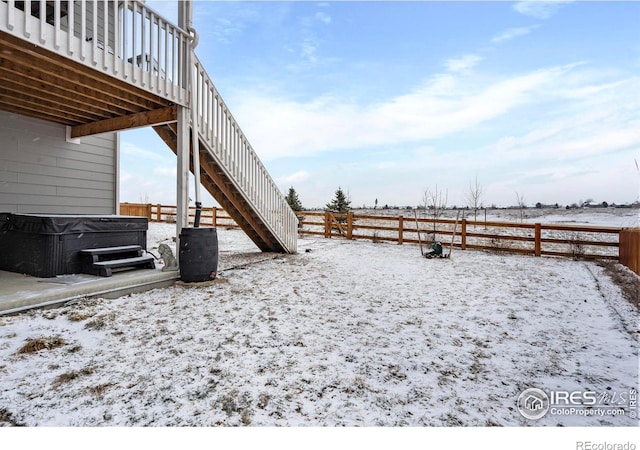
{"left": 302, "top": 202, "right": 640, "bottom": 212}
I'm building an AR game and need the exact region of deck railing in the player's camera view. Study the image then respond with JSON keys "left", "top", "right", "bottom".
{"left": 190, "top": 54, "right": 298, "bottom": 253}
{"left": 0, "top": 0, "right": 189, "bottom": 105}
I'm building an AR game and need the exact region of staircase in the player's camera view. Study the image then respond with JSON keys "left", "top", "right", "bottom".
{"left": 154, "top": 55, "right": 298, "bottom": 254}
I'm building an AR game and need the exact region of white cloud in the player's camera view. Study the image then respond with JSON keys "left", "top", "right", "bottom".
{"left": 445, "top": 54, "right": 483, "bottom": 73}
{"left": 513, "top": 1, "right": 573, "bottom": 19}
{"left": 120, "top": 142, "right": 166, "bottom": 161}
{"left": 277, "top": 170, "right": 311, "bottom": 185}
{"left": 232, "top": 63, "right": 579, "bottom": 161}
{"left": 196, "top": 3, "right": 268, "bottom": 45}
{"left": 210, "top": 19, "right": 243, "bottom": 45}
{"left": 489, "top": 76, "right": 640, "bottom": 161}
{"left": 222, "top": 62, "right": 638, "bottom": 207}
{"left": 492, "top": 25, "right": 540, "bottom": 43}
{"left": 153, "top": 166, "right": 176, "bottom": 177}
{"left": 119, "top": 170, "right": 173, "bottom": 204}
{"left": 315, "top": 11, "right": 331, "bottom": 24}
{"left": 494, "top": 123, "right": 640, "bottom": 166}
{"left": 300, "top": 38, "right": 319, "bottom": 63}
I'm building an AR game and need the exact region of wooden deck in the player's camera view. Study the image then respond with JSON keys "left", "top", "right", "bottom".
{"left": 1, "top": 0, "right": 298, "bottom": 255}
{"left": 0, "top": 30, "right": 177, "bottom": 135}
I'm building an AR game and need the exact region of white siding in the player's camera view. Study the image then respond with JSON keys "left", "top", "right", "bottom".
{"left": 0, "top": 111, "right": 118, "bottom": 214}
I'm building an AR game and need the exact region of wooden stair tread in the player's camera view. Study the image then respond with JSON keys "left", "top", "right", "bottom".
{"left": 91, "top": 254, "right": 155, "bottom": 268}
{"left": 79, "top": 245, "right": 142, "bottom": 255}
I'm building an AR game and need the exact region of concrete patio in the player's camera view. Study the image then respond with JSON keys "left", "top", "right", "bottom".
{"left": 0, "top": 267, "right": 179, "bottom": 315}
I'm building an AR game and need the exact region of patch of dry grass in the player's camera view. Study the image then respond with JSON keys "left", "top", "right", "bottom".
{"left": 66, "top": 310, "right": 96, "bottom": 322}
{"left": 0, "top": 408, "right": 25, "bottom": 426}
{"left": 598, "top": 261, "right": 640, "bottom": 309}
{"left": 52, "top": 367, "right": 95, "bottom": 388}
{"left": 17, "top": 337, "right": 66, "bottom": 354}
{"left": 84, "top": 312, "right": 117, "bottom": 330}
{"left": 87, "top": 382, "right": 114, "bottom": 398}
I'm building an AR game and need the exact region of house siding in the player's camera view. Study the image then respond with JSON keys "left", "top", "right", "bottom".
{"left": 0, "top": 111, "right": 118, "bottom": 214}
{"left": 71, "top": 1, "right": 117, "bottom": 50}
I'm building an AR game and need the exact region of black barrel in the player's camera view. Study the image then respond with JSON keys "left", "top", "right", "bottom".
{"left": 179, "top": 227, "right": 218, "bottom": 282}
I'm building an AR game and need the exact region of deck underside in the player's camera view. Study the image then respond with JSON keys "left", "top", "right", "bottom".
{"left": 0, "top": 31, "right": 174, "bottom": 130}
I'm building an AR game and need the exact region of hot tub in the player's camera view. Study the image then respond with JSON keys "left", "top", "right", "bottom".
{"left": 0, "top": 213, "right": 148, "bottom": 277}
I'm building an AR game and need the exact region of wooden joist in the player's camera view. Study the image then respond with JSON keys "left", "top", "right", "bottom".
{"left": 0, "top": 86, "right": 104, "bottom": 123}
{"left": 0, "top": 30, "right": 172, "bottom": 130}
{"left": 0, "top": 61, "right": 134, "bottom": 117}
{"left": 71, "top": 105, "right": 177, "bottom": 138}
{"left": 0, "top": 33, "right": 166, "bottom": 108}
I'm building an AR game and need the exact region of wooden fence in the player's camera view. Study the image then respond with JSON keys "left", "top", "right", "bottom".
{"left": 120, "top": 204, "right": 639, "bottom": 274}
{"left": 619, "top": 228, "right": 640, "bottom": 275}
{"left": 120, "top": 203, "right": 239, "bottom": 229}
{"left": 297, "top": 211, "right": 630, "bottom": 264}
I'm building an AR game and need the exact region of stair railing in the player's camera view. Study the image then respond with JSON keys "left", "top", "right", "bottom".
{"left": 191, "top": 54, "right": 298, "bottom": 253}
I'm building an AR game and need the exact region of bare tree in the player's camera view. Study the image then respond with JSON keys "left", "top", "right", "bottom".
{"left": 465, "top": 174, "right": 483, "bottom": 222}
{"left": 422, "top": 185, "right": 448, "bottom": 240}
{"left": 515, "top": 191, "right": 526, "bottom": 222}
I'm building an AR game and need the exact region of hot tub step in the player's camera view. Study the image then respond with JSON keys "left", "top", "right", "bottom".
{"left": 80, "top": 245, "right": 155, "bottom": 277}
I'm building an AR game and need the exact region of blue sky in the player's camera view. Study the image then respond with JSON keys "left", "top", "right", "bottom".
{"left": 120, "top": 0, "right": 640, "bottom": 209}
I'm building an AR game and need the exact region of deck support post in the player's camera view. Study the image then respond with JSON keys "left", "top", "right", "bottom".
{"left": 175, "top": 0, "right": 193, "bottom": 259}
{"left": 175, "top": 105, "right": 190, "bottom": 250}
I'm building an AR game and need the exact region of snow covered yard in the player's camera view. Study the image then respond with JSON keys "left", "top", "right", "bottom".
{"left": 0, "top": 223, "right": 638, "bottom": 426}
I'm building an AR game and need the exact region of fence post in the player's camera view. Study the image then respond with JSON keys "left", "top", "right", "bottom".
{"left": 619, "top": 228, "right": 640, "bottom": 275}
{"left": 398, "top": 215, "right": 404, "bottom": 245}
{"left": 145, "top": 203, "right": 152, "bottom": 221}
{"left": 212, "top": 207, "right": 217, "bottom": 227}
{"left": 347, "top": 212, "right": 353, "bottom": 240}
{"left": 461, "top": 219, "right": 467, "bottom": 250}
{"left": 535, "top": 223, "right": 541, "bottom": 256}
{"left": 156, "top": 204, "right": 161, "bottom": 222}
{"left": 324, "top": 211, "right": 331, "bottom": 239}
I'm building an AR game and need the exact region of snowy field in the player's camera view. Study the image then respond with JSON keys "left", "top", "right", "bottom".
{"left": 301, "top": 207, "right": 638, "bottom": 259}
{"left": 0, "top": 219, "right": 638, "bottom": 427}
{"left": 349, "top": 206, "right": 639, "bottom": 228}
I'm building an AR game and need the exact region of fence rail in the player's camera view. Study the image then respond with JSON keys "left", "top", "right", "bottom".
{"left": 120, "top": 204, "right": 639, "bottom": 275}
{"left": 297, "top": 211, "right": 633, "bottom": 267}
{"left": 120, "top": 202, "right": 239, "bottom": 229}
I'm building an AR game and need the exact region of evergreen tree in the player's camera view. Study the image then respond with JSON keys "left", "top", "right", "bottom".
{"left": 326, "top": 187, "right": 351, "bottom": 214}
{"left": 285, "top": 186, "right": 303, "bottom": 212}
{"left": 285, "top": 186, "right": 304, "bottom": 229}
